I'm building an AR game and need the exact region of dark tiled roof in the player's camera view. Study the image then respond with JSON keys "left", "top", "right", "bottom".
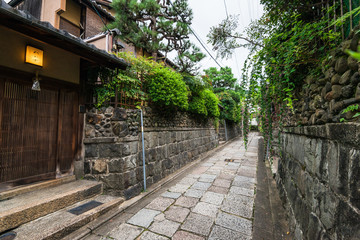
{"left": 0, "top": 0, "right": 127, "bottom": 69}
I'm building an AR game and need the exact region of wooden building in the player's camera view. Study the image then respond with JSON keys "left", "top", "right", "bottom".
{"left": 0, "top": 0, "right": 127, "bottom": 190}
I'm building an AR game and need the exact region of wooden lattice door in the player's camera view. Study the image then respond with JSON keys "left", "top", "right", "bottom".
{"left": 0, "top": 78, "right": 78, "bottom": 187}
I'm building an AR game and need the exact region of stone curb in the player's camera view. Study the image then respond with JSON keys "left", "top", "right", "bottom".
{"left": 64, "top": 136, "right": 242, "bottom": 240}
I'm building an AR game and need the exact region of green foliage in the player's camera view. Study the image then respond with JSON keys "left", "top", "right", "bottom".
{"left": 346, "top": 46, "right": 360, "bottom": 61}
{"left": 92, "top": 57, "right": 147, "bottom": 108}
{"left": 203, "top": 89, "right": 220, "bottom": 118}
{"left": 111, "top": 0, "right": 192, "bottom": 56}
{"left": 146, "top": 64, "right": 189, "bottom": 111}
{"left": 110, "top": 0, "right": 205, "bottom": 74}
{"left": 175, "top": 41, "right": 206, "bottom": 75}
{"left": 207, "top": 15, "right": 264, "bottom": 59}
{"left": 188, "top": 93, "right": 208, "bottom": 116}
{"left": 203, "top": 67, "right": 237, "bottom": 92}
{"left": 217, "top": 91, "right": 238, "bottom": 122}
{"left": 183, "top": 75, "right": 219, "bottom": 117}
{"left": 342, "top": 104, "right": 359, "bottom": 114}
{"left": 207, "top": 1, "right": 355, "bottom": 149}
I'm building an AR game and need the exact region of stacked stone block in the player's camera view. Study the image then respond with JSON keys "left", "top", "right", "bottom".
{"left": 276, "top": 123, "right": 360, "bottom": 239}
{"left": 83, "top": 107, "right": 220, "bottom": 199}
{"left": 288, "top": 31, "right": 360, "bottom": 127}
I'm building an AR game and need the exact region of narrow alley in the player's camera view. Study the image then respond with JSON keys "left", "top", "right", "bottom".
{"left": 74, "top": 133, "right": 289, "bottom": 240}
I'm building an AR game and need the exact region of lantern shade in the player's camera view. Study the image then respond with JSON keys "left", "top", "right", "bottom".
{"left": 25, "top": 46, "right": 43, "bottom": 67}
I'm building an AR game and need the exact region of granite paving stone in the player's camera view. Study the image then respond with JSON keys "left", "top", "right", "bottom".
{"left": 172, "top": 230, "right": 205, "bottom": 240}
{"left": 206, "top": 169, "right": 221, "bottom": 175}
{"left": 137, "top": 230, "right": 169, "bottom": 240}
{"left": 161, "top": 191, "right": 182, "bottom": 199}
{"left": 192, "top": 202, "right": 220, "bottom": 218}
{"left": 191, "top": 181, "right": 212, "bottom": 191}
{"left": 237, "top": 170, "right": 256, "bottom": 178}
{"left": 213, "top": 179, "right": 231, "bottom": 188}
{"left": 178, "top": 177, "right": 197, "bottom": 186}
{"left": 199, "top": 174, "right": 217, "bottom": 183}
{"left": 229, "top": 186, "right": 255, "bottom": 197}
{"left": 164, "top": 206, "right": 190, "bottom": 222}
{"left": 218, "top": 173, "right": 236, "bottom": 180}
{"left": 108, "top": 223, "right": 143, "bottom": 240}
{"left": 228, "top": 162, "right": 241, "bottom": 167}
{"left": 225, "top": 165, "right": 239, "bottom": 170}
{"left": 180, "top": 213, "right": 214, "bottom": 236}
{"left": 174, "top": 196, "right": 199, "bottom": 208}
{"left": 127, "top": 209, "right": 161, "bottom": 228}
{"left": 169, "top": 184, "right": 190, "bottom": 193}
{"left": 191, "top": 166, "right": 209, "bottom": 175}
{"left": 187, "top": 174, "right": 201, "bottom": 179}
{"left": 200, "top": 174, "right": 217, "bottom": 180}
{"left": 208, "top": 186, "right": 229, "bottom": 195}
{"left": 215, "top": 212, "right": 252, "bottom": 236}
{"left": 221, "top": 194, "right": 254, "bottom": 218}
{"left": 96, "top": 133, "right": 260, "bottom": 240}
{"left": 146, "top": 197, "right": 175, "bottom": 211}
{"left": 201, "top": 191, "right": 224, "bottom": 206}
{"left": 234, "top": 175, "right": 256, "bottom": 184}
{"left": 232, "top": 180, "right": 255, "bottom": 189}
{"left": 154, "top": 213, "right": 166, "bottom": 221}
{"left": 208, "top": 225, "right": 251, "bottom": 240}
{"left": 184, "top": 189, "right": 205, "bottom": 198}
{"left": 149, "top": 219, "right": 180, "bottom": 237}
{"left": 201, "top": 163, "right": 214, "bottom": 167}
{"left": 197, "top": 177, "right": 215, "bottom": 183}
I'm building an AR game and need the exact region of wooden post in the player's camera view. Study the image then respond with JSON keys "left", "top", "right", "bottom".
{"left": 341, "top": 0, "right": 345, "bottom": 40}
{"left": 350, "top": 0, "right": 353, "bottom": 30}
{"left": 334, "top": 0, "right": 337, "bottom": 32}
{"left": 0, "top": 79, "right": 4, "bottom": 147}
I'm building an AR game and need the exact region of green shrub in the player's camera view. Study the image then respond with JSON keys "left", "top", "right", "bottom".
{"left": 189, "top": 93, "right": 208, "bottom": 116}
{"left": 217, "top": 91, "right": 238, "bottom": 122}
{"left": 146, "top": 65, "right": 189, "bottom": 111}
{"left": 203, "top": 89, "right": 220, "bottom": 118}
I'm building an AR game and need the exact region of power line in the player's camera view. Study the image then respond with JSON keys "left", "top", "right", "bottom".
{"left": 223, "top": 0, "right": 242, "bottom": 81}
{"left": 224, "top": 0, "right": 229, "bottom": 18}
{"left": 168, "top": 0, "right": 223, "bottom": 68}
{"left": 89, "top": 0, "right": 111, "bottom": 34}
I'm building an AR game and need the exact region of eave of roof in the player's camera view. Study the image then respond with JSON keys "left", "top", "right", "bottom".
{"left": 0, "top": 0, "right": 126, "bottom": 69}
{"left": 83, "top": 0, "right": 115, "bottom": 20}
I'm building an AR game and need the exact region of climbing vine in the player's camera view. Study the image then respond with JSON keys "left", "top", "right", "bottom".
{"left": 208, "top": 2, "right": 360, "bottom": 149}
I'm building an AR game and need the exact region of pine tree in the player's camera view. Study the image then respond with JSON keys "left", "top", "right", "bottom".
{"left": 111, "top": 0, "right": 194, "bottom": 62}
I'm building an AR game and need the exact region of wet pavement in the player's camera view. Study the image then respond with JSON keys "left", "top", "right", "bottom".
{"left": 83, "top": 133, "right": 285, "bottom": 240}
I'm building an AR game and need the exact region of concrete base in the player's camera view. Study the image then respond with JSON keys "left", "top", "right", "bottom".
{"left": 0, "top": 176, "right": 75, "bottom": 201}
{"left": 13, "top": 195, "right": 124, "bottom": 240}
{"left": 0, "top": 180, "right": 102, "bottom": 233}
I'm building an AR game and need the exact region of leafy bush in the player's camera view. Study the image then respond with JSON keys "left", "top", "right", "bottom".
{"left": 217, "top": 91, "right": 239, "bottom": 122}
{"left": 203, "top": 89, "right": 220, "bottom": 118}
{"left": 188, "top": 93, "right": 208, "bottom": 116}
{"left": 146, "top": 65, "right": 189, "bottom": 111}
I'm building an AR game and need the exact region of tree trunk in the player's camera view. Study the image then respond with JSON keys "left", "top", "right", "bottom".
{"left": 152, "top": 51, "right": 157, "bottom": 62}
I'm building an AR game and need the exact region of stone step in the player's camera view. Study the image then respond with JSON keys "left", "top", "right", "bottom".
{"left": 0, "top": 176, "right": 76, "bottom": 201}
{"left": 0, "top": 180, "right": 103, "bottom": 233}
{"left": 10, "top": 195, "right": 124, "bottom": 240}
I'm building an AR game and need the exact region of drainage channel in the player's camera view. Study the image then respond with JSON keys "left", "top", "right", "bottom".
{"left": 0, "top": 231, "right": 17, "bottom": 240}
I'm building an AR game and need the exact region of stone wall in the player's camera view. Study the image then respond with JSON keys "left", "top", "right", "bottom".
{"left": 83, "top": 107, "right": 220, "bottom": 199}
{"left": 218, "top": 120, "right": 242, "bottom": 141}
{"left": 287, "top": 30, "right": 360, "bottom": 127}
{"left": 275, "top": 123, "right": 360, "bottom": 240}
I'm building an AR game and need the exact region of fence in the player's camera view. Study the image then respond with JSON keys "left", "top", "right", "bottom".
{"left": 327, "top": 0, "right": 360, "bottom": 39}
{"left": 86, "top": 76, "right": 146, "bottom": 110}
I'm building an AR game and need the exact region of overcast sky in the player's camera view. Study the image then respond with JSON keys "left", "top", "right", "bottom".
{"left": 187, "top": 0, "right": 263, "bottom": 83}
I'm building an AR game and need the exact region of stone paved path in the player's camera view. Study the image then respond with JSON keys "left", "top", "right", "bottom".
{"left": 90, "top": 133, "right": 259, "bottom": 240}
